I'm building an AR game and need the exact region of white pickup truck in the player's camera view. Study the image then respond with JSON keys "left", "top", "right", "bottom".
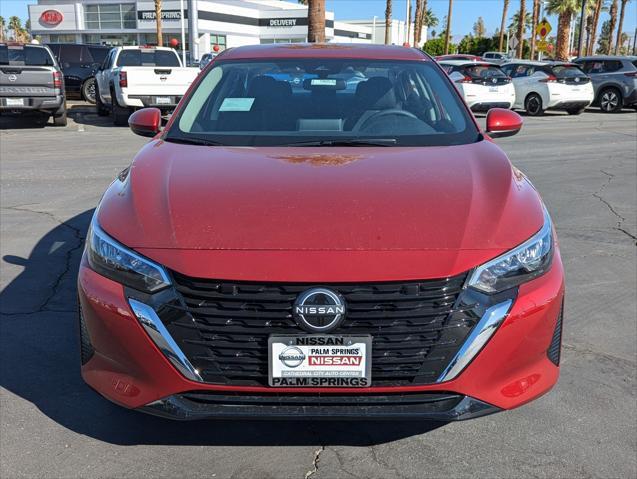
{"left": 95, "top": 46, "right": 199, "bottom": 125}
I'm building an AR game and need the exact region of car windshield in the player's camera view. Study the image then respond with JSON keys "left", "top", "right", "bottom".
{"left": 169, "top": 58, "right": 479, "bottom": 147}
{"left": 117, "top": 49, "right": 180, "bottom": 67}
{"left": 0, "top": 45, "right": 55, "bottom": 66}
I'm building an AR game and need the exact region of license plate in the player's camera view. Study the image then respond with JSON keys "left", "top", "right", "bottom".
{"left": 269, "top": 335, "right": 372, "bottom": 387}
{"left": 572, "top": 88, "right": 581, "bottom": 92}
{"left": 6, "top": 98, "right": 24, "bottom": 106}
{"left": 155, "top": 96, "right": 171, "bottom": 104}
{"left": 489, "top": 86, "right": 499, "bottom": 92}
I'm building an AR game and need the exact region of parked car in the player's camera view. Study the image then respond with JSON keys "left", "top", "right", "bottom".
{"left": 501, "top": 60, "right": 593, "bottom": 115}
{"left": 0, "top": 43, "right": 67, "bottom": 126}
{"left": 78, "top": 44, "right": 564, "bottom": 421}
{"left": 482, "top": 51, "right": 512, "bottom": 64}
{"left": 47, "top": 43, "right": 110, "bottom": 104}
{"left": 199, "top": 52, "right": 216, "bottom": 70}
{"left": 95, "top": 46, "right": 199, "bottom": 125}
{"left": 573, "top": 55, "right": 637, "bottom": 112}
{"left": 434, "top": 54, "right": 482, "bottom": 62}
{"left": 439, "top": 60, "right": 516, "bottom": 111}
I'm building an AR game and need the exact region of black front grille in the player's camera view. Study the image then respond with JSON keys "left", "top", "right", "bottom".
{"left": 162, "top": 272, "right": 477, "bottom": 386}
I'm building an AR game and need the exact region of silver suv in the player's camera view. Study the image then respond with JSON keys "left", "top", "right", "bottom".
{"left": 0, "top": 43, "right": 67, "bottom": 126}
{"left": 574, "top": 56, "right": 637, "bottom": 112}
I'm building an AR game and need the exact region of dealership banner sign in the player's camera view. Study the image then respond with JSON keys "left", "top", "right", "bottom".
{"left": 137, "top": 10, "right": 186, "bottom": 22}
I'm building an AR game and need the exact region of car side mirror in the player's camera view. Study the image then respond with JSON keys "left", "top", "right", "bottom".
{"left": 129, "top": 108, "right": 162, "bottom": 137}
{"left": 485, "top": 108, "right": 523, "bottom": 138}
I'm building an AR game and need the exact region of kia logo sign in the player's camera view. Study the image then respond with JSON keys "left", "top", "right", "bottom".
{"left": 39, "top": 10, "right": 64, "bottom": 27}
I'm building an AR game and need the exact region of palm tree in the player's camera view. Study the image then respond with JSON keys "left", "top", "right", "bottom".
{"left": 499, "top": 0, "right": 510, "bottom": 52}
{"left": 308, "top": 0, "right": 325, "bottom": 42}
{"left": 413, "top": 0, "right": 423, "bottom": 46}
{"left": 607, "top": 0, "right": 618, "bottom": 53}
{"left": 422, "top": 8, "right": 438, "bottom": 36}
{"left": 384, "top": 0, "right": 392, "bottom": 44}
{"left": 614, "top": 0, "right": 629, "bottom": 54}
{"left": 0, "top": 16, "right": 6, "bottom": 42}
{"left": 547, "top": 0, "right": 580, "bottom": 60}
{"left": 508, "top": 11, "right": 532, "bottom": 32}
{"left": 154, "top": 0, "right": 163, "bottom": 46}
{"left": 516, "top": 0, "right": 526, "bottom": 58}
{"left": 9, "top": 16, "right": 22, "bottom": 42}
{"left": 444, "top": 0, "right": 453, "bottom": 54}
{"left": 530, "top": 0, "right": 540, "bottom": 59}
{"left": 587, "top": 0, "right": 604, "bottom": 55}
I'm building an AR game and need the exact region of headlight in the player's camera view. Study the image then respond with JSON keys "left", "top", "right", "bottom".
{"left": 468, "top": 208, "right": 554, "bottom": 293}
{"left": 86, "top": 218, "right": 171, "bottom": 293}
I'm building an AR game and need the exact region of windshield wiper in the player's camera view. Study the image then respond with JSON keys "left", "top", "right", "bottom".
{"left": 285, "top": 139, "right": 397, "bottom": 147}
{"left": 164, "top": 136, "right": 227, "bottom": 146}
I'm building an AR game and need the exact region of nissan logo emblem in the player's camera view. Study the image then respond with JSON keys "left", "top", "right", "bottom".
{"left": 8, "top": 74, "right": 17, "bottom": 82}
{"left": 278, "top": 346, "right": 305, "bottom": 368}
{"left": 293, "top": 288, "right": 346, "bottom": 333}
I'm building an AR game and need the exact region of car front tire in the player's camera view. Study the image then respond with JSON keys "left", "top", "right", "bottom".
{"left": 525, "top": 93, "right": 544, "bottom": 116}
{"left": 598, "top": 87, "right": 623, "bottom": 113}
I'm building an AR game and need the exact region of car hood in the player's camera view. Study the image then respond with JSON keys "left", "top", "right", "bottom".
{"left": 98, "top": 139, "right": 544, "bottom": 279}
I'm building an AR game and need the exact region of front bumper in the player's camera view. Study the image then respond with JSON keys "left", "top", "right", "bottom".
{"left": 78, "top": 249, "right": 564, "bottom": 419}
{"left": 141, "top": 392, "right": 500, "bottom": 421}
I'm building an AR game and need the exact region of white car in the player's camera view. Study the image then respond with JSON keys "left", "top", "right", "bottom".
{"left": 95, "top": 46, "right": 199, "bottom": 125}
{"left": 501, "top": 61, "right": 594, "bottom": 116}
{"left": 439, "top": 60, "right": 516, "bottom": 111}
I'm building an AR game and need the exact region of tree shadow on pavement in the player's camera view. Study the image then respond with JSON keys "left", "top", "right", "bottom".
{"left": 0, "top": 209, "right": 445, "bottom": 447}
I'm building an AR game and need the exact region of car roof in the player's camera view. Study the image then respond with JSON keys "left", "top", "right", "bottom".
{"left": 119, "top": 45, "right": 175, "bottom": 51}
{"left": 220, "top": 43, "right": 429, "bottom": 61}
{"left": 502, "top": 60, "right": 575, "bottom": 66}
{"left": 438, "top": 59, "right": 500, "bottom": 67}
{"left": 575, "top": 55, "right": 637, "bottom": 61}
{"left": 47, "top": 42, "right": 110, "bottom": 48}
{"left": 0, "top": 42, "right": 48, "bottom": 48}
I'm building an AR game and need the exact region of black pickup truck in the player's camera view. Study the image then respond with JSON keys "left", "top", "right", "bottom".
{"left": 0, "top": 43, "right": 67, "bottom": 126}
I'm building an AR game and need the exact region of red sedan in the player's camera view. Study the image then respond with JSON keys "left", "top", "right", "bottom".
{"left": 78, "top": 43, "right": 564, "bottom": 420}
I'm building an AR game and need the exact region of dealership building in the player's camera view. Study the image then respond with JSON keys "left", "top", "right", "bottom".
{"left": 28, "top": 0, "right": 424, "bottom": 56}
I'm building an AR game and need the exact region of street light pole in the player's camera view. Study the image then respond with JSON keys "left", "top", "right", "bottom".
{"left": 180, "top": 0, "right": 186, "bottom": 66}
{"left": 187, "top": 0, "right": 199, "bottom": 64}
{"left": 577, "top": 0, "right": 587, "bottom": 58}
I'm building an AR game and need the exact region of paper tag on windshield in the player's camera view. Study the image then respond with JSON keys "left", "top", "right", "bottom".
{"left": 311, "top": 79, "right": 337, "bottom": 86}
{"left": 219, "top": 98, "right": 255, "bottom": 112}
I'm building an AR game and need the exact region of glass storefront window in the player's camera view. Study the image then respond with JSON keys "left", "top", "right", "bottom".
{"left": 210, "top": 34, "right": 227, "bottom": 51}
{"left": 84, "top": 4, "right": 136, "bottom": 30}
{"left": 82, "top": 33, "right": 138, "bottom": 46}
{"left": 48, "top": 34, "right": 78, "bottom": 43}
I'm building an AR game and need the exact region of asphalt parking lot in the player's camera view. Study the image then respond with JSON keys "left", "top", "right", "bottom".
{"left": 1, "top": 104, "right": 635, "bottom": 479}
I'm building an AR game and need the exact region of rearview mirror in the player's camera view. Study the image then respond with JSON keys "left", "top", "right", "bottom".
{"left": 129, "top": 108, "right": 162, "bottom": 137}
{"left": 485, "top": 108, "right": 523, "bottom": 138}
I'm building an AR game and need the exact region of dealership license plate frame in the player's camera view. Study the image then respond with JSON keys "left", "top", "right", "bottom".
{"left": 268, "top": 334, "right": 372, "bottom": 388}
{"left": 155, "top": 96, "right": 171, "bottom": 105}
{"left": 6, "top": 98, "right": 24, "bottom": 106}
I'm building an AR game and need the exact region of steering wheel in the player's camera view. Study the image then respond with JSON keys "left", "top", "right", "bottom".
{"left": 356, "top": 109, "right": 420, "bottom": 132}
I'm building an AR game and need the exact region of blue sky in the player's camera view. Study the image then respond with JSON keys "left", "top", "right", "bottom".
{"left": 2, "top": 0, "right": 636, "bottom": 42}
